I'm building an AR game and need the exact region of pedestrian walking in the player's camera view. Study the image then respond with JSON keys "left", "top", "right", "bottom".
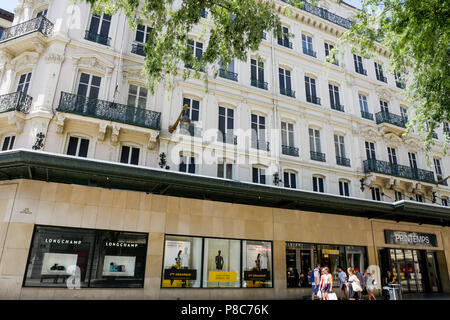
{"left": 310, "top": 263, "right": 321, "bottom": 300}
{"left": 364, "top": 270, "right": 376, "bottom": 300}
{"left": 355, "top": 267, "right": 365, "bottom": 300}
{"left": 338, "top": 266, "right": 348, "bottom": 300}
{"left": 347, "top": 267, "right": 362, "bottom": 300}
{"left": 318, "top": 267, "right": 333, "bottom": 300}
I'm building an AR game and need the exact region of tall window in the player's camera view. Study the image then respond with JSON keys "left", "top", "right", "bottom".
{"left": 120, "top": 145, "right": 140, "bottom": 165}
{"left": 251, "top": 59, "right": 266, "bottom": 89}
{"left": 353, "top": 54, "right": 366, "bottom": 75}
{"left": 252, "top": 167, "right": 266, "bottom": 184}
{"left": 408, "top": 152, "right": 417, "bottom": 169}
{"left": 371, "top": 187, "right": 381, "bottom": 201}
{"left": 443, "top": 122, "right": 449, "bottom": 134}
{"left": 217, "top": 162, "right": 233, "bottom": 179}
{"left": 179, "top": 155, "right": 196, "bottom": 174}
{"left": 374, "top": 62, "right": 386, "bottom": 82}
{"left": 334, "top": 135, "right": 346, "bottom": 158}
{"left": 400, "top": 107, "right": 408, "bottom": 122}
{"left": 395, "top": 190, "right": 403, "bottom": 201}
{"left": 1, "top": 135, "right": 15, "bottom": 151}
{"left": 416, "top": 194, "right": 424, "bottom": 203}
{"left": 309, "top": 129, "right": 321, "bottom": 153}
{"left": 77, "top": 73, "right": 101, "bottom": 99}
{"left": 251, "top": 114, "right": 266, "bottom": 149}
{"left": 365, "top": 141, "right": 376, "bottom": 160}
{"left": 324, "top": 42, "right": 337, "bottom": 64}
{"left": 135, "top": 24, "right": 152, "bottom": 44}
{"left": 279, "top": 68, "right": 294, "bottom": 97}
{"left": 281, "top": 122, "right": 295, "bottom": 148}
{"left": 312, "top": 176, "right": 324, "bottom": 193}
{"left": 380, "top": 100, "right": 389, "bottom": 113}
{"left": 284, "top": 172, "right": 297, "bottom": 189}
{"left": 218, "top": 106, "right": 234, "bottom": 143}
{"left": 359, "top": 94, "right": 369, "bottom": 113}
{"left": 387, "top": 147, "right": 398, "bottom": 165}
{"left": 183, "top": 98, "right": 200, "bottom": 122}
{"left": 277, "top": 26, "right": 292, "bottom": 48}
{"left": 67, "top": 136, "right": 89, "bottom": 158}
{"left": 87, "top": 14, "right": 111, "bottom": 45}
{"left": 328, "top": 84, "right": 342, "bottom": 110}
{"left": 127, "top": 85, "right": 147, "bottom": 109}
{"left": 305, "top": 76, "right": 319, "bottom": 104}
{"left": 17, "top": 72, "right": 32, "bottom": 94}
{"left": 302, "top": 34, "right": 315, "bottom": 57}
{"left": 339, "top": 181, "right": 350, "bottom": 197}
{"left": 395, "top": 72, "right": 405, "bottom": 88}
{"left": 434, "top": 158, "right": 443, "bottom": 179}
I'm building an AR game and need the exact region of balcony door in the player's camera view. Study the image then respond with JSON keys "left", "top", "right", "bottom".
{"left": 251, "top": 114, "right": 266, "bottom": 149}
{"left": 76, "top": 73, "right": 101, "bottom": 114}
{"left": 88, "top": 14, "right": 111, "bottom": 43}
{"left": 17, "top": 72, "right": 32, "bottom": 95}
{"left": 218, "top": 106, "right": 234, "bottom": 144}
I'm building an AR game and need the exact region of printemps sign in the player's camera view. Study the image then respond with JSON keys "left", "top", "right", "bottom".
{"left": 384, "top": 230, "right": 438, "bottom": 247}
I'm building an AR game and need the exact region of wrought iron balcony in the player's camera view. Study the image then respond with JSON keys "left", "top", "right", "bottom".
{"left": 278, "top": 37, "right": 293, "bottom": 49}
{"left": 0, "top": 16, "right": 53, "bottom": 42}
{"left": 280, "top": 88, "right": 296, "bottom": 98}
{"left": 306, "top": 95, "right": 321, "bottom": 105}
{"left": 252, "top": 139, "right": 270, "bottom": 151}
{"left": 336, "top": 156, "right": 350, "bottom": 167}
{"left": 303, "top": 48, "right": 317, "bottom": 58}
{"left": 363, "top": 159, "right": 436, "bottom": 184}
{"left": 331, "top": 104, "right": 344, "bottom": 112}
{"left": 57, "top": 92, "right": 161, "bottom": 130}
{"left": 251, "top": 79, "right": 268, "bottom": 90}
{"left": 217, "top": 132, "right": 237, "bottom": 145}
{"left": 375, "top": 111, "right": 406, "bottom": 128}
{"left": 282, "top": 145, "right": 299, "bottom": 157}
{"left": 355, "top": 67, "right": 367, "bottom": 76}
{"left": 85, "top": 30, "right": 111, "bottom": 46}
{"left": 376, "top": 74, "right": 387, "bottom": 83}
{"left": 131, "top": 43, "right": 145, "bottom": 56}
{"left": 219, "top": 68, "right": 238, "bottom": 81}
{"left": 361, "top": 111, "right": 374, "bottom": 121}
{"left": 396, "top": 81, "right": 406, "bottom": 89}
{"left": 0, "top": 92, "right": 32, "bottom": 114}
{"left": 310, "top": 151, "right": 326, "bottom": 162}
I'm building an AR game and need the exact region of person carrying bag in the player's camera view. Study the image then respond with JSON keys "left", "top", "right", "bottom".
{"left": 347, "top": 267, "right": 361, "bottom": 300}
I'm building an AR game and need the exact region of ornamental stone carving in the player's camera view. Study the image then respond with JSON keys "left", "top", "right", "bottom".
{"left": 55, "top": 113, "right": 66, "bottom": 134}
{"left": 98, "top": 122, "right": 107, "bottom": 141}
{"left": 111, "top": 125, "right": 120, "bottom": 145}
{"left": 147, "top": 130, "right": 160, "bottom": 150}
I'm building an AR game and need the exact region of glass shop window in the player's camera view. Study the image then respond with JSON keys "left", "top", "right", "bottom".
{"left": 202, "top": 238, "right": 241, "bottom": 288}
{"left": 161, "top": 235, "right": 203, "bottom": 288}
{"left": 23, "top": 226, "right": 148, "bottom": 288}
{"left": 242, "top": 240, "right": 272, "bottom": 288}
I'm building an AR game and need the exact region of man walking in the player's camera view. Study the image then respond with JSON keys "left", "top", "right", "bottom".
{"left": 338, "top": 266, "right": 348, "bottom": 300}
{"left": 311, "top": 263, "right": 321, "bottom": 300}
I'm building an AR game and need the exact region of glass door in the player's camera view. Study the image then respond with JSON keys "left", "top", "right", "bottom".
{"left": 426, "top": 251, "right": 440, "bottom": 292}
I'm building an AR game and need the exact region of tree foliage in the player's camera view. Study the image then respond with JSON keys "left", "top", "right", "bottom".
{"left": 82, "top": 0, "right": 449, "bottom": 156}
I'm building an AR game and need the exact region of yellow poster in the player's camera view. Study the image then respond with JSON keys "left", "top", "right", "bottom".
{"left": 209, "top": 271, "right": 237, "bottom": 282}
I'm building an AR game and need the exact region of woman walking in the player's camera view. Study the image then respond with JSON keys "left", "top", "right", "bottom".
{"left": 364, "top": 270, "right": 376, "bottom": 300}
{"left": 318, "top": 267, "right": 333, "bottom": 300}
{"left": 347, "top": 267, "right": 361, "bottom": 300}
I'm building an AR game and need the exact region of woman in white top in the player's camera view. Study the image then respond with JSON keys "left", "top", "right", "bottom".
{"left": 318, "top": 267, "right": 333, "bottom": 300}
{"left": 347, "top": 267, "right": 361, "bottom": 300}
{"left": 364, "top": 270, "right": 377, "bottom": 300}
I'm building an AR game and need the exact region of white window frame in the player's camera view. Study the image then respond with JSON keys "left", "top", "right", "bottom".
{"left": 66, "top": 135, "right": 90, "bottom": 158}
{"left": 312, "top": 176, "right": 325, "bottom": 193}
{"left": 1, "top": 134, "right": 16, "bottom": 151}
{"left": 127, "top": 84, "right": 148, "bottom": 109}
{"left": 119, "top": 144, "right": 141, "bottom": 165}
{"left": 339, "top": 180, "right": 350, "bottom": 197}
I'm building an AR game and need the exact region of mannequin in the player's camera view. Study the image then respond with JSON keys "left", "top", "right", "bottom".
{"left": 215, "top": 250, "right": 224, "bottom": 270}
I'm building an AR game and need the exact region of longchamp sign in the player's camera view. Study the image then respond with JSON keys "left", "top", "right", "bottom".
{"left": 384, "top": 230, "right": 438, "bottom": 247}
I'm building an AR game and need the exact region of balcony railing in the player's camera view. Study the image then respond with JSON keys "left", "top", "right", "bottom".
{"left": 336, "top": 156, "right": 350, "bottom": 167}
{"left": 331, "top": 104, "right": 344, "bottom": 112}
{"left": 303, "top": 48, "right": 317, "bottom": 58}
{"left": 376, "top": 74, "right": 387, "bottom": 83}
{"left": 131, "top": 43, "right": 145, "bottom": 56}
{"left": 375, "top": 111, "right": 406, "bottom": 128}
{"left": 0, "top": 16, "right": 53, "bottom": 42}
{"left": 277, "top": 37, "right": 293, "bottom": 49}
{"left": 0, "top": 92, "right": 32, "bottom": 114}
{"left": 363, "top": 159, "right": 435, "bottom": 184}
{"left": 57, "top": 92, "right": 161, "bottom": 130}
{"left": 251, "top": 79, "right": 268, "bottom": 90}
{"left": 219, "top": 68, "right": 238, "bottom": 82}
{"left": 85, "top": 30, "right": 111, "bottom": 46}
{"left": 306, "top": 95, "right": 321, "bottom": 105}
{"left": 361, "top": 111, "right": 374, "bottom": 121}
{"left": 355, "top": 67, "right": 367, "bottom": 76}
{"left": 217, "top": 132, "right": 237, "bottom": 145}
{"left": 310, "top": 151, "right": 326, "bottom": 162}
{"left": 280, "top": 88, "right": 296, "bottom": 98}
{"left": 396, "top": 81, "right": 406, "bottom": 89}
{"left": 282, "top": 145, "right": 299, "bottom": 157}
{"left": 252, "top": 139, "right": 270, "bottom": 151}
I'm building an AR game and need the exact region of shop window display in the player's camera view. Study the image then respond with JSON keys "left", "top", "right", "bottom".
{"left": 23, "top": 225, "right": 148, "bottom": 288}
{"left": 203, "top": 238, "right": 240, "bottom": 288}
{"left": 242, "top": 240, "right": 272, "bottom": 288}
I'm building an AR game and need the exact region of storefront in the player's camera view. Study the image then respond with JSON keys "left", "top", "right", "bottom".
{"left": 378, "top": 230, "right": 443, "bottom": 294}
{"left": 286, "top": 242, "right": 368, "bottom": 288}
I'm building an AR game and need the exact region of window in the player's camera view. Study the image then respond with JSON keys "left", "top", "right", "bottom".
{"left": 135, "top": 24, "right": 152, "bottom": 44}
{"left": 36, "top": 9, "right": 48, "bottom": 17}
{"left": 1, "top": 135, "right": 15, "bottom": 151}
{"left": 23, "top": 225, "right": 148, "bottom": 288}
{"left": 309, "top": 129, "right": 321, "bottom": 153}
{"left": 443, "top": 122, "right": 449, "bottom": 134}
{"left": 302, "top": 34, "right": 315, "bottom": 57}
{"left": 395, "top": 72, "right": 405, "bottom": 88}
{"left": 416, "top": 194, "right": 424, "bottom": 203}
{"left": 324, "top": 42, "right": 337, "bottom": 65}
{"left": 242, "top": 240, "right": 272, "bottom": 288}
{"left": 251, "top": 114, "right": 266, "bottom": 150}
{"left": 371, "top": 187, "right": 382, "bottom": 201}
{"left": 217, "top": 162, "right": 233, "bottom": 179}
{"left": 374, "top": 62, "right": 386, "bottom": 82}
{"left": 365, "top": 141, "right": 376, "bottom": 160}
{"left": 77, "top": 73, "right": 101, "bottom": 99}
{"left": 312, "top": 176, "right": 324, "bottom": 193}
{"left": 281, "top": 122, "right": 295, "bottom": 148}
{"left": 277, "top": 26, "right": 292, "bottom": 48}
{"left": 284, "top": 172, "right": 297, "bottom": 189}
{"left": 279, "top": 68, "right": 294, "bottom": 97}
{"left": 395, "top": 190, "right": 403, "bottom": 201}
{"left": 380, "top": 100, "right": 389, "bottom": 113}
{"left": 120, "top": 145, "right": 140, "bottom": 165}
{"left": 329, "top": 84, "right": 342, "bottom": 111}
{"left": 353, "top": 54, "right": 366, "bottom": 75}
{"left": 252, "top": 167, "right": 266, "bottom": 185}
{"left": 359, "top": 94, "right": 372, "bottom": 119}
{"left": 334, "top": 135, "right": 348, "bottom": 166}
{"left": 219, "top": 60, "right": 237, "bottom": 81}
{"left": 218, "top": 106, "right": 234, "bottom": 143}
{"left": 442, "top": 198, "right": 448, "bottom": 207}
{"left": 339, "top": 180, "right": 350, "bottom": 197}
{"left": 408, "top": 152, "right": 417, "bottom": 169}
{"left": 305, "top": 76, "right": 319, "bottom": 104}
{"left": 387, "top": 147, "right": 398, "bottom": 165}
{"left": 179, "top": 155, "right": 196, "bottom": 174}
{"left": 17, "top": 72, "right": 32, "bottom": 94}
{"left": 400, "top": 107, "right": 408, "bottom": 122}
{"left": 87, "top": 14, "right": 111, "bottom": 45}
{"left": 186, "top": 39, "right": 203, "bottom": 69}
{"left": 250, "top": 59, "right": 266, "bottom": 89}
{"left": 127, "top": 85, "right": 147, "bottom": 109}
{"left": 66, "top": 136, "right": 89, "bottom": 158}
{"left": 183, "top": 98, "right": 200, "bottom": 122}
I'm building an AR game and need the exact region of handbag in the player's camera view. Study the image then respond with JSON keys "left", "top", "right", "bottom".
{"left": 328, "top": 293, "right": 338, "bottom": 300}
{"left": 352, "top": 281, "right": 362, "bottom": 292}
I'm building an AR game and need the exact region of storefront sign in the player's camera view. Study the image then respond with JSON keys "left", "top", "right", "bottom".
{"left": 208, "top": 271, "right": 237, "bottom": 282}
{"left": 321, "top": 249, "right": 340, "bottom": 255}
{"left": 105, "top": 241, "right": 139, "bottom": 248}
{"left": 384, "top": 230, "right": 438, "bottom": 247}
{"left": 243, "top": 271, "right": 271, "bottom": 281}
{"left": 44, "top": 238, "right": 82, "bottom": 245}
{"left": 164, "top": 269, "right": 197, "bottom": 281}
